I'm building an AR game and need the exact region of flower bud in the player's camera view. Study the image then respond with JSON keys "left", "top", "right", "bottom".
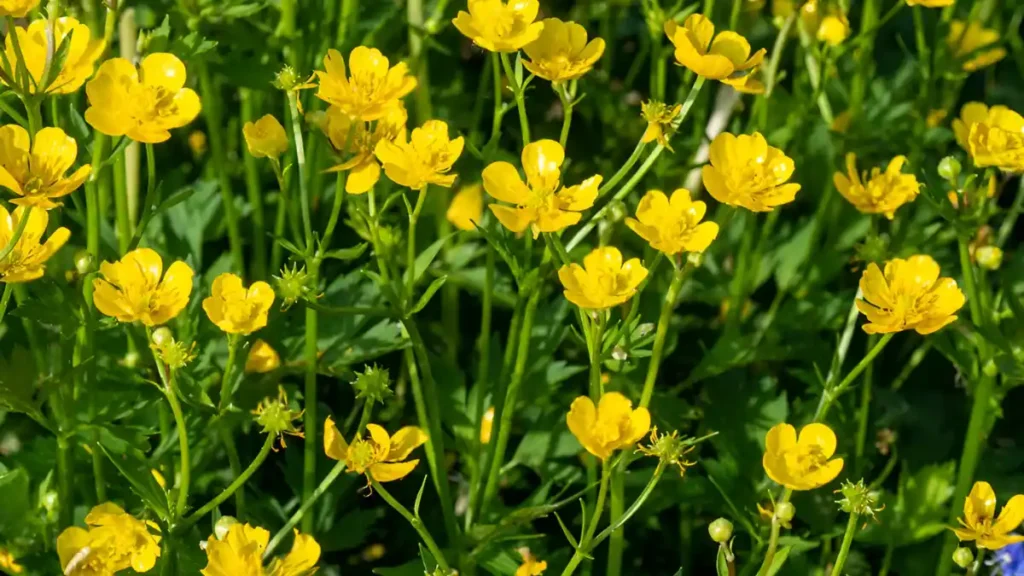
{"left": 836, "top": 479, "right": 882, "bottom": 518}
{"left": 975, "top": 246, "right": 1003, "bottom": 271}
{"left": 274, "top": 66, "right": 301, "bottom": 91}
{"left": 938, "top": 156, "right": 961, "bottom": 182}
{"left": 74, "top": 250, "right": 93, "bottom": 275}
{"left": 708, "top": 518, "right": 733, "bottom": 543}
{"left": 352, "top": 364, "right": 393, "bottom": 405}
{"left": 952, "top": 547, "right": 973, "bottom": 569}
{"left": 274, "top": 264, "right": 315, "bottom": 310}
{"left": 775, "top": 501, "right": 795, "bottom": 523}
{"left": 214, "top": 516, "right": 238, "bottom": 540}
{"left": 151, "top": 327, "right": 174, "bottom": 347}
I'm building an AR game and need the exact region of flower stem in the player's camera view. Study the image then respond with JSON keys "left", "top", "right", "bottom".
{"left": 0, "top": 206, "right": 32, "bottom": 264}
{"left": 588, "top": 311, "right": 605, "bottom": 400}
{"left": 489, "top": 52, "right": 504, "bottom": 143}
{"left": 322, "top": 173, "right": 347, "bottom": 249}
{"left": 853, "top": 335, "right": 877, "bottom": 475}
{"left": 179, "top": 432, "right": 275, "bottom": 529}
{"left": 640, "top": 265, "right": 686, "bottom": 407}
{"left": 301, "top": 302, "right": 318, "bottom": 533}
{"left": 165, "top": 378, "right": 191, "bottom": 519}
{"left": 264, "top": 460, "right": 348, "bottom": 559}
{"left": 755, "top": 488, "right": 792, "bottom": 576}
{"left": 557, "top": 83, "right": 575, "bottom": 149}
{"left": 217, "top": 335, "right": 240, "bottom": 411}
{"left": 127, "top": 144, "right": 160, "bottom": 251}
{"left": 499, "top": 52, "right": 530, "bottom": 147}
{"left": 286, "top": 91, "right": 314, "bottom": 253}
{"left": 56, "top": 434, "right": 73, "bottom": 528}
{"left": 0, "top": 283, "right": 12, "bottom": 326}
{"left": 406, "top": 186, "right": 429, "bottom": 300}
{"left": 814, "top": 333, "right": 893, "bottom": 422}
{"left": 830, "top": 512, "right": 861, "bottom": 576}
{"left": 371, "top": 477, "right": 451, "bottom": 573}
{"left": 592, "top": 464, "right": 665, "bottom": 548}
{"left": 216, "top": 334, "right": 244, "bottom": 514}
{"left": 240, "top": 88, "right": 268, "bottom": 280}
{"left": 85, "top": 133, "right": 108, "bottom": 261}
{"left": 269, "top": 160, "right": 291, "bottom": 274}
{"left": 465, "top": 246, "right": 495, "bottom": 531}
{"left": 605, "top": 473, "right": 625, "bottom": 576}
{"left": 560, "top": 460, "right": 611, "bottom": 576}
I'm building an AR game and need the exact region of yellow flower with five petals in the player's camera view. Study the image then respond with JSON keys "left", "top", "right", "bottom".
{"left": 246, "top": 339, "right": 281, "bottom": 373}
{"left": 951, "top": 102, "right": 1024, "bottom": 173}
{"left": 4, "top": 17, "right": 105, "bottom": 95}
{"left": 57, "top": 503, "right": 162, "bottom": 576}
{"left": 833, "top": 153, "right": 921, "bottom": 219}
{"left": 626, "top": 188, "right": 719, "bottom": 255}
{"left": 315, "top": 47, "right": 417, "bottom": 122}
{"left": 0, "top": 206, "right": 69, "bottom": 283}
{"left": 200, "top": 522, "right": 320, "bottom": 576}
{"left": 243, "top": 114, "right": 289, "bottom": 159}
{"left": 374, "top": 119, "right": 462, "bottom": 190}
{"left": 0, "top": 125, "right": 91, "bottom": 209}
{"left": 323, "top": 102, "right": 407, "bottom": 194}
{"left": 92, "top": 248, "right": 194, "bottom": 327}
{"left": 946, "top": 20, "right": 1006, "bottom": 72}
{"left": 0, "top": 0, "right": 37, "bottom": 18}
{"left": 665, "top": 14, "right": 765, "bottom": 81}
{"left": 202, "top": 273, "right": 275, "bottom": 335}
{"left": 566, "top": 391, "right": 651, "bottom": 461}
{"left": 762, "top": 423, "right": 844, "bottom": 491}
{"left": 952, "top": 481, "right": 1024, "bottom": 550}
{"left": 558, "top": 246, "right": 648, "bottom": 310}
{"left": 324, "top": 417, "right": 428, "bottom": 483}
{"left": 483, "top": 139, "right": 600, "bottom": 236}
{"left": 85, "top": 54, "right": 201, "bottom": 143}
{"left": 856, "top": 255, "right": 965, "bottom": 335}
{"left": 453, "top": 0, "right": 545, "bottom": 53}
{"left": 522, "top": 18, "right": 605, "bottom": 83}
{"left": 702, "top": 132, "right": 800, "bottom": 211}
{"left": 447, "top": 183, "right": 484, "bottom": 231}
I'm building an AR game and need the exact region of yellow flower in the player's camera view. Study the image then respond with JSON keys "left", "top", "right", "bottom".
{"left": 762, "top": 423, "right": 844, "bottom": 491}
{"left": 4, "top": 17, "right": 104, "bottom": 95}
{"left": 315, "top": 47, "right": 417, "bottom": 122}
{"left": 566, "top": 391, "right": 651, "bottom": 461}
{"left": 946, "top": 20, "right": 1006, "bottom": 72}
{"left": 201, "top": 523, "right": 321, "bottom": 576}
{"left": 85, "top": 54, "right": 201, "bottom": 143}
{"left": 246, "top": 339, "right": 281, "bottom": 373}
{"left": 0, "top": 548, "right": 23, "bottom": 574}
{"left": 480, "top": 406, "right": 495, "bottom": 444}
{"left": 243, "top": 114, "right": 289, "bottom": 159}
{"left": 856, "top": 255, "right": 965, "bottom": 335}
{"left": 641, "top": 101, "right": 682, "bottom": 149}
{"left": 447, "top": 183, "right": 484, "bottom": 231}
{"left": 701, "top": 132, "right": 800, "bottom": 212}
{"left": 323, "top": 102, "right": 407, "bottom": 194}
{"left": 799, "top": 1, "right": 850, "bottom": 46}
{"left": 833, "top": 153, "right": 921, "bottom": 219}
{"left": 625, "top": 188, "right": 720, "bottom": 255}
{"left": 722, "top": 67, "right": 765, "bottom": 94}
{"left": 522, "top": 18, "right": 605, "bottom": 82}
{"left": 324, "top": 417, "right": 428, "bottom": 483}
{"left": 558, "top": 246, "right": 647, "bottom": 309}
{"left": 906, "top": 0, "right": 953, "bottom": 5}
{"left": 483, "top": 139, "right": 600, "bottom": 236}
{"left": 374, "top": 119, "right": 463, "bottom": 190}
{"left": 202, "top": 273, "right": 275, "bottom": 335}
{"left": 830, "top": 109, "right": 852, "bottom": 133}
{"left": 665, "top": 14, "right": 765, "bottom": 81}
{"left": 92, "top": 248, "right": 194, "bottom": 326}
{"left": 0, "top": 206, "right": 69, "bottom": 283}
{"left": 926, "top": 108, "right": 948, "bottom": 128}
{"left": 952, "top": 481, "right": 1024, "bottom": 550}
{"left": 516, "top": 550, "right": 548, "bottom": 576}
{"left": 0, "top": 0, "right": 37, "bottom": 17}
{"left": 189, "top": 130, "right": 208, "bottom": 156}
{"left": 58, "top": 503, "right": 162, "bottom": 575}
{"left": 951, "top": 102, "right": 1024, "bottom": 173}
{"left": 453, "top": 0, "right": 545, "bottom": 53}
{"left": 0, "top": 125, "right": 91, "bottom": 209}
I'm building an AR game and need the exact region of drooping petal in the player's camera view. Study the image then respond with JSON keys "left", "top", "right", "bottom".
{"left": 386, "top": 426, "right": 428, "bottom": 462}
{"left": 323, "top": 416, "right": 349, "bottom": 461}
{"left": 370, "top": 460, "right": 419, "bottom": 482}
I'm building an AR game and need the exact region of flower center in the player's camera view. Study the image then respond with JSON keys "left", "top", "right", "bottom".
{"left": 347, "top": 438, "right": 379, "bottom": 473}
{"left": 134, "top": 85, "right": 180, "bottom": 123}
{"left": 784, "top": 444, "right": 829, "bottom": 477}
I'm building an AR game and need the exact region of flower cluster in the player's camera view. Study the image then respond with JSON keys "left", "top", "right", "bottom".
{"left": 201, "top": 522, "right": 320, "bottom": 575}
{"left": 57, "top": 503, "right": 162, "bottom": 575}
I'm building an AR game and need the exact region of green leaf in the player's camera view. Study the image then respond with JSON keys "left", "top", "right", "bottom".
{"left": 402, "top": 234, "right": 454, "bottom": 288}
{"left": 766, "top": 546, "right": 791, "bottom": 576}
{"left": 0, "top": 468, "right": 30, "bottom": 534}
{"left": 157, "top": 187, "right": 197, "bottom": 213}
{"left": 321, "top": 242, "right": 368, "bottom": 261}
{"left": 408, "top": 275, "right": 447, "bottom": 315}
{"left": 174, "top": 370, "right": 216, "bottom": 410}
{"left": 554, "top": 510, "right": 579, "bottom": 549}
{"left": 716, "top": 545, "right": 729, "bottom": 576}
{"left": 98, "top": 444, "right": 170, "bottom": 521}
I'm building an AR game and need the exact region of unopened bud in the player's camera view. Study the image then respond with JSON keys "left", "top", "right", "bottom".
{"left": 151, "top": 327, "right": 174, "bottom": 347}
{"left": 975, "top": 246, "right": 1003, "bottom": 271}
{"left": 74, "top": 250, "right": 93, "bottom": 275}
{"left": 274, "top": 66, "right": 301, "bottom": 91}
{"left": 952, "top": 547, "right": 973, "bottom": 569}
{"left": 775, "top": 501, "right": 795, "bottom": 523}
{"left": 938, "top": 156, "right": 961, "bottom": 182}
{"left": 214, "top": 516, "right": 238, "bottom": 540}
{"left": 708, "top": 518, "right": 733, "bottom": 543}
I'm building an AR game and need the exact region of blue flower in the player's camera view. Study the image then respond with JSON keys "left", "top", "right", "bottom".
{"left": 994, "top": 542, "right": 1024, "bottom": 576}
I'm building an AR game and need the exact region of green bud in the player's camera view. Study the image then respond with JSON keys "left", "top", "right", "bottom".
{"left": 274, "top": 264, "right": 315, "bottom": 310}
{"left": 938, "top": 156, "right": 961, "bottom": 182}
{"left": 151, "top": 327, "right": 174, "bottom": 347}
{"left": 214, "top": 516, "right": 238, "bottom": 540}
{"left": 74, "top": 250, "right": 93, "bottom": 275}
{"left": 952, "top": 547, "right": 973, "bottom": 569}
{"left": 274, "top": 66, "right": 301, "bottom": 91}
{"left": 254, "top": 388, "right": 304, "bottom": 445}
{"left": 775, "top": 502, "right": 795, "bottom": 523}
{"left": 352, "top": 364, "right": 394, "bottom": 405}
{"left": 708, "top": 518, "right": 733, "bottom": 543}
{"left": 976, "top": 246, "right": 1003, "bottom": 271}
{"left": 836, "top": 479, "right": 882, "bottom": 518}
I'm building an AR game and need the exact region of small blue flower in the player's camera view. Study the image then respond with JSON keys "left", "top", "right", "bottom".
{"left": 993, "top": 541, "right": 1024, "bottom": 576}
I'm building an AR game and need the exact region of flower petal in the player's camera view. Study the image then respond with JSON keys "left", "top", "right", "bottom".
{"left": 323, "top": 416, "right": 349, "bottom": 461}
{"left": 370, "top": 460, "right": 419, "bottom": 482}
{"left": 386, "top": 426, "right": 428, "bottom": 462}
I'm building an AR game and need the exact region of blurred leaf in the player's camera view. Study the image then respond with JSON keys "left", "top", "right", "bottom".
{"left": 0, "top": 468, "right": 30, "bottom": 535}
{"left": 409, "top": 275, "right": 447, "bottom": 315}
{"left": 321, "top": 243, "right": 368, "bottom": 261}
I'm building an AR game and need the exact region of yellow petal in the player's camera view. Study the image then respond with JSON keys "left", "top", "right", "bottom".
{"left": 965, "top": 481, "right": 997, "bottom": 525}
{"left": 140, "top": 53, "right": 187, "bottom": 91}
{"left": 366, "top": 424, "right": 391, "bottom": 454}
{"left": 521, "top": 140, "right": 564, "bottom": 191}
{"left": 483, "top": 161, "right": 531, "bottom": 204}
{"left": 803, "top": 457, "right": 844, "bottom": 489}
{"left": 597, "top": 391, "right": 633, "bottom": 423}
{"left": 489, "top": 204, "right": 532, "bottom": 233}
{"left": 992, "top": 494, "right": 1024, "bottom": 535}
{"left": 797, "top": 423, "right": 837, "bottom": 458}
{"left": 386, "top": 426, "right": 428, "bottom": 462}
{"left": 370, "top": 460, "right": 419, "bottom": 482}
{"left": 765, "top": 423, "right": 797, "bottom": 454}
{"left": 566, "top": 395, "right": 599, "bottom": 455}
{"left": 324, "top": 416, "right": 349, "bottom": 461}
{"left": 624, "top": 407, "right": 651, "bottom": 445}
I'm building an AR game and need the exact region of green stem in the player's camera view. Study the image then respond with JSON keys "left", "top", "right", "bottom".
{"left": 606, "top": 472, "right": 625, "bottom": 576}
{"left": 499, "top": 52, "right": 530, "bottom": 147}
{"left": 0, "top": 284, "right": 12, "bottom": 327}
{"left": 878, "top": 543, "right": 894, "bottom": 576}
{"left": 465, "top": 247, "right": 495, "bottom": 531}
{"left": 197, "top": 60, "right": 245, "bottom": 272}
{"left": 56, "top": 435, "right": 72, "bottom": 528}
{"left": 264, "top": 460, "right": 347, "bottom": 559}
{"left": 640, "top": 265, "right": 685, "bottom": 407}
{"left": 591, "top": 464, "right": 665, "bottom": 548}
{"left": 598, "top": 140, "right": 646, "bottom": 198}
{"left": 287, "top": 91, "right": 314, "bottom": 252}
{"left": 588, "top": 311, "right": 605, "bottom": 400}
{"left": 755, "top": 489, "right": 792, "bottom": 576}
{"left": 240, "top": 89, "right": 268, "bottom": 280}
{"left": 0, "top": 206, "right": 32, "bottom": 264}
{"left": 127, "top": 144, "right": 158, "bottom": 251}
{"left": 958, "top": 238, "right": 985, "bottom": 339}
{"left": 853, "top": 335, "right": 876, "bottom": 475}
{"left": 218, "top": 426, "right": 246, "bottom": 516}
{"left": 85, "top": 133, "right": 108, "bottom": 261}
{"left": 321, "top": 173, "right": 347, "bottom": 249}
{"left": 830, "top": 512, "right": 861, "bottom": 576}
{"left": 557, "top": 83, "right": 574, "bottom": 148}
{"left": 406, "top": 187, "right": 429, "bottom": 299}
{"left": 218, "top": 335, "right": 239, "bottom": 411}
{"left": 849, "top": 0, "right": 879, "bottom": 114}
{"left": 113, "top": 150, "right": 131, "bottom": 253}
{"left": 406, "top": 0, "right": 432, "bottom": 122}
{"left": 490, "top": 52, "right": 503, "bottom": 144}
{"left": 164, "top": 378, "right": 191, "bottom": 519}
{"left": 270, "top": 160, "right": 290, "bottom": 274}
{"left": 370, "top": 476, "right": 451, "bottom": 573}
{"left": 91, "top": 442, "right": 107, "bottom": 502}
{"left": 560, "top": 460, "right": 611, "bottom": 576}
{"left": 179, "top": 433, "right": 275, "bottom": 528}
{"left": 301, "top": 303, "right": 318, "bottom": 533}
{"left": 814, "top": 334, "right": 893, "bottom": 422}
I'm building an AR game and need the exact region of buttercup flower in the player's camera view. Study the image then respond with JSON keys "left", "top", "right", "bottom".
{"left": 946, "top": 20, "right": 1006, "bottom": 72}
{"left": 0, "top": 0, "right": 37, "bottom": 18}
{"left": 906, "top": 0, "right": 953, "bottom": 5}
{"left": 762, "top": 423, "right": 844, "bottom": 491}
{"left": 665, "top": 14, "right": 765, "bottom": 81}
{"left": 447, "top": 183, "right": 484, "bottom": 231}
{"left": 4, "top": 17, "right": 105, "bottom": 95}
{"left": 246, "top": 339, "right": 281, "bottom": 373}
{"left": 92, "top": 248, "right": 194, "bottom": 326}
{"left": 0, "top": 548, "right": 23, "bottom": 574}
{"left": 952, "top": 481, "right": 1024, "bottom": 550}
{"left": 324, "top": 417, "right": 428, "bottom": 483}
{"left": 480, "top": 406, "right": 495, "bottom": 444}
{"left": 702, "top": 132, "right": 800, "bottom": 211}
{"left": 85, "top": 54, "right": 201, "bottom": 143}
{"left": 323, "top": 102, "right": 407, "bottom": 194}
{"left": 558, "top": 246, "right": 647, "bottom": 309}
{"left": 0, "top": 206, "right": 70, "bottom": 283}
{"left": 203, "top": 273, "right": 275, "bottom": 335}
{"left": 626, "top": 189, "right": 719, "bottom": 255}
{"left": 483, "top": 139, "right": 600, "bottom": 236}
{"left": 856, "top": 255, "right": 965, "bottom": 335}
{"left": 641, "top": 101, "right": 682, "bottom": 149}
{"left": 722, "top": 67, "right": 765, "bottom": 94}
{"left": 453, "top": 0, "right": 545, "bottom": 53}
{"left": 522, "top": 18, "right": 605, "bottom": 82}
{"left": 516, "top": 549, "right": 547, "bottom": 576}
{"left": 799, "top": 1, "right": 850, "bottom": 46}
{"left": 0, "top": 125, "right": 91, "bottom": 209}
{"left": 58, "top": 527, "right": 114, "bottom": 576}
{"left": 243, "top": 114, "right": 289, "bottom": 159}
{"left": 315, "top": 47, "right": 417, "bottom": 122}
{"left": 58, "top": 503, "right": 162, "bottom": 575}
{"left": 566, "top": 391, "right": 651, "bottom": 461}
{"left": 833, "top": 153, "right": 921, "bottom": 219}
{"left": 951, "top": 102, "right": 1024, "bottom": 173}
{"left": 201, "top": 522, "right": 321, "bottom": 576}
{"left": 374, "top": 119, "right": 463, "bottom": 190}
